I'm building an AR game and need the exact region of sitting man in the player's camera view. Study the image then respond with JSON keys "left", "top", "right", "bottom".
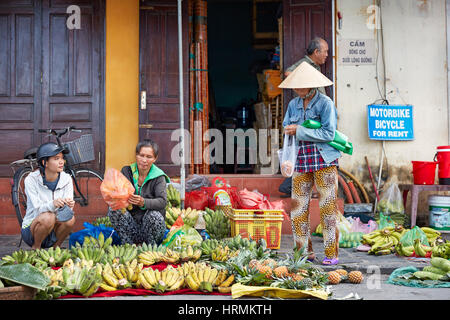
{"left": 21, "top": 142, "right": 75, "bottom": 249}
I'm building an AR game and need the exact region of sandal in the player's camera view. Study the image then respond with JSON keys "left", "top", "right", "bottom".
{"left": 322, "top": 258, "right": 339, "bottom": 265}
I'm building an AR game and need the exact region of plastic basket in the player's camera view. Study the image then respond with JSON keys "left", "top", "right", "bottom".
{"left": 229, "top": 209, "right": 284, "bottom": 249}
{"left": 65, "top": 134, "right": 95, "bottom": 166}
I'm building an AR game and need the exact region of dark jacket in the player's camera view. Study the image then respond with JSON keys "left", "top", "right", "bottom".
{"left": 121, "top": 166, "right": 167, "bottom": 220}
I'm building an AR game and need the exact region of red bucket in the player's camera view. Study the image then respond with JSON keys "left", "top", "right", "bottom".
{"left": 411, "top": 161, "right": 437, "bottom": 185}
{"left": 434, "top": 146, "right": 450, "bottom": 185}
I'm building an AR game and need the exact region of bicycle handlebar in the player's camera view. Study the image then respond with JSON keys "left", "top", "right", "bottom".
{"left": 38, "top": 127, "right": 82, "bottom": 137}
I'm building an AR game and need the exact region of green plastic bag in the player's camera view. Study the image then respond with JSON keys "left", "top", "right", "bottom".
{"left": 377, "top": 212, "right": 396, "bottom": 229}
{"left": 301, "top": 120, "right": 353, "bottom": 155}
{"left": 399, "top": 226, "right": 430, "bottom": 247}
{"left": 387, "top": 266, "right": 450, "bottom": 288}
{"left": 162, "top": 224, "right": 203, "bottom": 249}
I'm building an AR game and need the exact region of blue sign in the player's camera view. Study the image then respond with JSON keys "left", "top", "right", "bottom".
{"left": 367, "top": 104, "right": 414, "bottom": 140}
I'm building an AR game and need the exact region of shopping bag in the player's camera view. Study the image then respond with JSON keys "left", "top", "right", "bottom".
{"left": 100, "top": 168, "right": 135, "bottom": 211}
{"left": 377, "top": 212, "right": 396, "bottom": 229}
{"left": 69, "top": 222, "right": 121, "bottom": 248}
{"left": 399, "top": 226, "right": 430, "bottom": 247}
{"left": 162, "top": 217, "right": 203, "bottom": 250}
{"left": 185, "top": 189, "right": 209, "bottom": 210}
{"left": 278, "top": 134, "right": 298, "bottom": 177}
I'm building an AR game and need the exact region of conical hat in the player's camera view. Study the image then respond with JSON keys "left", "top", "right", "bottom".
{"left": 278, "top": 61, "right": 333, "bottom": 89}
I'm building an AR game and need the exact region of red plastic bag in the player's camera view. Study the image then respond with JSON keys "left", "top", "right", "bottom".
{"left": 185, "top": 189, "right": 209, "bottom": 210}
{"left": 100, "top": 168, "right": 135, "bottom": 211}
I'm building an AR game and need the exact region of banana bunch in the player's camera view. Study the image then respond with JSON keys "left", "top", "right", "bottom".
{"left": 161, "top": 248, "right": 181, "bottom": 264}
{"left": 105, "top": 244, "right": 138, "bottom": 265}
{"left": 180, "top": 261, "right": 235, "bottom": 293}
{"left": 1, "top": 249, "right": 38, "bottom": 266}
{"left": 138, "top": 265, "right": 184, "bottom": 292}
{"left": 63, "top": 265, "right": 102, "bottom": 297}
{"left": 211, "top": 245, "right": 240, "bottom": 262}
{"left": 70, "top": 245, "right": 106, "bottom": 264}
{"left": 166, "top": 184, "right": 181, "bottom": 208}
{"left": 91, "top": 216, "right": 113, "bottom": 228}
{"left": 138, "top": 247, "right": 165, "bottom": 266}
{"left": 200, "top": 238, "right": 221, "bottom": 256}
{"left": 179, "top": 245, "right": 202, "bottom": 262}
{"left": 204, "top": 207, "right": 231, "bottom": 240}
{"left": 79, "top": 233, "right": 113, "bottom": 250}
{"left": 395, "top": 243, "right": 415, "bottom": 257}
{"left": 420, "top": 227, "right": 441, "bottom": 245}
{"left": 99, "top": 259, "right": 143, "bottom": 291}
{"left": 36, "top": 247, "right": 72, "bottom": 267}
{"left": 362, "top": 227, "right": 402, "bottom": 255}
{"left": 42, "top": 267, "right": 64, "bottom": 287}
{"left": 165, "top": 207, "right": 200, "bottom": 228}
{"left": 413, "top": 238, "right": 433, "bottom": 257}
{"left": 225, "top": 235, "right": 258, "bottom": 251}
{"left": 35, "top": 285, "right": 68, "bottom": 300}
{"left": 431, "top": 240, "right": 450, "bottom": 259}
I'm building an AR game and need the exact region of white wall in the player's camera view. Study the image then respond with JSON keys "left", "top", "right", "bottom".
{"left": 335, "top": 0, "right": 448, "bottom": 193}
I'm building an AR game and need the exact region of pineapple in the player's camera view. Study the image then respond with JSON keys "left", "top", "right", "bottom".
{"left": 335, "top": 269, "right": 348, "bottom": 277}
{"left": 348, "top": 271, "right": 364, "bottom": 284}
{"left": 248, "top": 259, "right": 260, "bottom": 270}
{"left": 257, "top": 264, "right": 273, "bottom": 278}
{"left": 273, "top": 266, "right": 289, "bottom": 278}
{"left": 290, "top": 272, "right": 305, "bottom": 281}
{"left": 327, "top": 271, "right": 341, "bottom": 285}
{"left": 298, "top": 278, "right": 314, "bottom": 289}
{"left": 261, "top": 258, "right": 277, "bottom": 267}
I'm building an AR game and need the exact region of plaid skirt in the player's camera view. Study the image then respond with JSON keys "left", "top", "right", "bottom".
{"left": 294, "top": 141, "right": 339, "bottom": 173}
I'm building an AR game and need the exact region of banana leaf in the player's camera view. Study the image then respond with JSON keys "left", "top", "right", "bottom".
{"left": 0, "top": 263, "right": 50, "bottom": 290}
{"left": 301, "top": 120, "right": 353, "bottom": 155}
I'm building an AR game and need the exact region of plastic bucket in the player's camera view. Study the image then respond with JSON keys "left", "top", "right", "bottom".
{"left": 428, "top": 195, "right": 450, "bottom": 230}
{"left": 434, "top": 146, "right": 450, "bottom": 185}
{"left": 411, "top": 161, "right": 437, "bottom": 185}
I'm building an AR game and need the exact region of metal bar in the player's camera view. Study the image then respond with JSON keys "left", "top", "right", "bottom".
{"left": 178, "top": 0, "right": 185, "bottom": 208}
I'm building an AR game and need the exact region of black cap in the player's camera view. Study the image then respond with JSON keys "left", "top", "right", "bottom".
{"left": 37, "top": 142, "right": 68, "bottom": 167}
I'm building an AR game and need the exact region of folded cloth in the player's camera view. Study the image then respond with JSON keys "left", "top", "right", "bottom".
{"left": 301, "top": 119, "right": 353, "bottom": 155}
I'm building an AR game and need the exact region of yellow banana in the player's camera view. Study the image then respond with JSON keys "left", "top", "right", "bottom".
{"left": 185, "top": 274, "right": 200, "bottom": 291}
{"left": 208, "top": 268, "right": 218, "bottom": 283}
{"left": 220, "top": 274, "right": 235, "bottom": 287}
{"left": 168, "top": 276, "right": 184, "bottom": 291}
{"left": 102, "top": 270, "right": 119, "bottom": 288}
{"left": 99, "top": 283, "right": 117, "bottom": 292}
{"left": 138, "top": 272, "right": 153, "bottom": 290}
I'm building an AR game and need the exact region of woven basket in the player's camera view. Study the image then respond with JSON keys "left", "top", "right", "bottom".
{"left": 0, "top": 286, "right": 37, "bottom": 300}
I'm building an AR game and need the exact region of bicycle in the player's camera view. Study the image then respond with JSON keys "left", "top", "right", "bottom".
{"left": 10, "top": 127, "right": 104, "bottom": 246}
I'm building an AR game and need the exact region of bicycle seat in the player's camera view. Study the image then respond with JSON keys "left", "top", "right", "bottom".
{"left": 24, "top": 147, "right": 38, "bottom": 159}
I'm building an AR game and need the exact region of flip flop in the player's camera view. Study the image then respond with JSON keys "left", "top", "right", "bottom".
{"left": 322, "top": 258, "right": 339, "bottom": 265}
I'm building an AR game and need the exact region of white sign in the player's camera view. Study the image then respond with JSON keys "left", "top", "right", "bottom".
{"left": 338, "top": 39, "right": 375, "bottom": 65}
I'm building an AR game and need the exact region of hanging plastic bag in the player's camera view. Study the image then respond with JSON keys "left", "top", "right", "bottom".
{"left": 278, "top": 134, "right": 298, "bottom": 177}
{"left": 100, "top": 168, "right": 135, "bottom": 211}
{"left": 399, "top": 226, "right": 430, "bottom": 247}
{"left": 376, "top": 183, "right": 405, "bottom": 216}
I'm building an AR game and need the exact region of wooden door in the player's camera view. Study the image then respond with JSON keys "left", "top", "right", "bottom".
{"left": 283, "top": 0, "right": 333, "bottom": 106}
{"left": 0, "top": 0, "right": 42, "bottom": 176}
{"left": 139, "top": 1, "right": 189, "bottom": 177}
{"left": 41, "top": 0, "right": 105, "bottom": 172}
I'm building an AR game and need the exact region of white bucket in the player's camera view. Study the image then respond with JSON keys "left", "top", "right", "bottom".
{"left": 428, "top": 195, "right": 450, "bottom": 230}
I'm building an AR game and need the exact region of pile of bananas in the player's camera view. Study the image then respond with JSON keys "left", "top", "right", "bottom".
{"left": 211, "top": 245, "right": 240, "bottom": 262}
{"left": 138, "top": 265, "right": 185, "bottom": 292}
{"left": 62, "top": 264, "right": 103, "bottom": 297}
{"left": 1, "top": 249, "right": 38, "bottom": 266}
{"left": 225, "top": 235, "right": 258, "bottom": 251}
{"left": 421, "top": 227, "right": 441, "bottom": 245}
{"left": 431, "top": 240, "right": 450, "bottom": 259}
{"left": 165, "top": 207, "right": 200, "bottom": 228}
{"left": 105, "top": 243, "right": 139, "bottom": 265}
{"left": 36, "top": 247, "right": 72, "bottom": 267}
{"left": 204, "top": 207, "right": 231, "bottom": 240}
{"left": 166, "top": 184, "right": 181, "bottom": 208}
{"left": 79, "top": 233, "right": 113, "bottom": 250}
{"left": 200, "top": 238, "right": 221, "bottom": 256}
{"left": 91, "top": 216, "right": 113, "bottom": 228}
{"left": 180, "top": 245, "right": 202, "bottom": 262}
{"left": 138, "top": 246, "right": 184, "bottom": 265}
{"left": 182, "top": 261, "right": 235, "bottom": 293}
{"left": 361, "top": 227, "right": 403, "bottom": 255}
{"left": 100, "top": 259, "right": 143, "bottom": 291}
{"left": 71, "top": 245, "right": 106, "bottom": 264}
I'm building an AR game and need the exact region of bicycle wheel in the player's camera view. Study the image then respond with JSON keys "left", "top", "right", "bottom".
{"left": 12, "top": 166, "right": 34, "bottom": 227}
{"left": 71, "top": 168, "right": 103, "bottom": 207}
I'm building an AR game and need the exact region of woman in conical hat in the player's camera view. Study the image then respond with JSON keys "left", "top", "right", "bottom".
{"left": 279, "top": 61, "right": 341, "bottom": 265}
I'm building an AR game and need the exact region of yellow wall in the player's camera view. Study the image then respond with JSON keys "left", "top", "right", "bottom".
{"left": 105, "top": 0, "right": 139, "bottom": 171}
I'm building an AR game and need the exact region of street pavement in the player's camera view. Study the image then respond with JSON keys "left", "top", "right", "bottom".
{"left": 1, "top": 233, "right": 449, "bottom": 302}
